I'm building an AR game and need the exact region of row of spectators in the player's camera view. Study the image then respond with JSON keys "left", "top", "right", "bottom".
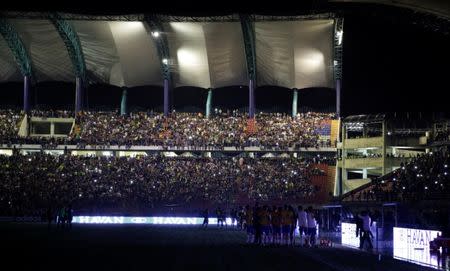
{"left": 345, "top": 153, "right": 383, "bottom": 159}
{"left": 0, "top": 109, "right": 22, "bottom": 141}
{"left": 0, "top": 153, "right": 326, "bottom": 216}
{"left": 434, "top": 130, "right": 450, "bottom": 142}
{"left": 75, "top": 111, "right": 333, "bottom": 149}
{"left": 30, "top": 109, "right": 73, "bottom": 118}
{"left": 347, "top": 150, "right": 450, "bottom": 202}
{"left": 0, "top": 109, "right": 334, "bottom": 149}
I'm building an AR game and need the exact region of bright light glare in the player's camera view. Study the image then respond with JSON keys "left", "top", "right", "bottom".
{"left": 151, "top": 31, "right": 160, "bottom": 38}
{"left": 336, "top": 30, "right": 343, "bottom": 45}
{"left": 162, "top": 58, "right": 168, "bottom": 65}
{"left": 177, "top": 49, "right": 199, "bottom": 66}
{"left": 299, "top": 52, "right": 324, "bottom": 71}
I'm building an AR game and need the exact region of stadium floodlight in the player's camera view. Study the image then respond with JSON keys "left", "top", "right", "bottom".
{"left": 162, "top": 58, "right": 168, "bottom": 65}
{"left": 336, "top": 30, "right": 343, "bottom": 45}
{"left": 151, "top": 31, "right": 160, "bottom": 38}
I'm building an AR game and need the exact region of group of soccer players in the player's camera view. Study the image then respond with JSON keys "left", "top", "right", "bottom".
{"left": 239, "top": 204, "right": 318, "bottom": 246}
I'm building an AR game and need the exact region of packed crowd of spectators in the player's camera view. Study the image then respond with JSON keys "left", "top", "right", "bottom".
{"left": 0, "top": 109, "right": 334, "bottom": 150}
{"left": 0, "top": 109, "right": 23, "bottom": 144}
{"left": 347, "top": 150, "right": 450, "bottom": 202}
{"left": 0, "top": 153, "right": 327, "bottom": 216}
{"left": 74, "top": 111, "right": 334, "bottom": 149}
{"left": 434, "top": 129, "right": 450, "bottom": 142}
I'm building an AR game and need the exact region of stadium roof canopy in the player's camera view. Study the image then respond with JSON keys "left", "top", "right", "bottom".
{"left": 0, "top": 13, "right": 337, "bottom": 90}
{"left": 1, "top": 0, "right": 448, "bottom": 90}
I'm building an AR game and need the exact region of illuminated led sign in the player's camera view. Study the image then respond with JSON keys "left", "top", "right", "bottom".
{"left": 72, "top": 216, "right": 237, "bottom": 225}
{"left": 393, "top": 227, "right": 441, "bottom": 268}
{"left": 341, "top": 222, "right": 376, "bottom": 248}
{"left": 341, "top": 222, "right": 360, "bottom": 247}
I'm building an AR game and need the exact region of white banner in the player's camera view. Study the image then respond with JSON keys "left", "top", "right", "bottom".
{"left": 72, "top": 216, "right": 236, "bottom": 226}
{"left": 341, "top": 222, "right": 360, "bottom": 247}
{"left": 393, "top": 227, "right": 441, "bottom": 268}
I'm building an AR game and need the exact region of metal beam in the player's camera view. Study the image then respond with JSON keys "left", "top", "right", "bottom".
{"left": 252, "top": 13, "right": 335, "bottom": 21}
{"left": 0, "top": 12, "right": 145, "bottom": 21}
{"left": 333, "top": 17, "right": 344, "bottom": 81}
{"left": 144, "top": 15, "right": 171, "bottom": 82}
{"left": 0, "top": 18, "right": 34, "bottom": 80}
{"left": 239, "top": 14, "right": 256, "bottom": 82}
{"left": 333, "top": 17, "right": 344, "bottom": 118}
{"left": 49, "top": 13, "right": 87, "bottom": 83}
{"left": 161, "top": 15, "right": 240, "bottom": 22}
{"left": 144, "top": 15, "right": 173, "bottom": 116}
{"left": 0, "top": 12, "right": 334, "bottom": 22}
{"left": 240, "top": 14, "right": 257, "bottom": 118}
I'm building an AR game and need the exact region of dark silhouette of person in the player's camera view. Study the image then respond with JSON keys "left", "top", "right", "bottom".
{"left": 202, "top": 209, "right": 209, "bottom": 228}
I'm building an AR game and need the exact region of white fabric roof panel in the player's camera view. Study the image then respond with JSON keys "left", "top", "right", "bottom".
{"left": 255, "top": 20, "right": 334, "bottom": 89}
{"left": 0, "top": 19, "right": 335, "bottom": 90}
{"left": 10, "top": 19, "right": 75, "bottom": 82}
{"left": 165, "top": 22, "right": 211, "bottom": 88}
{"left": 202, "top": 22, "right": 247, "bottom": 88}
{"left": 0, "top": 36, "right": 22, "bottom": 82}
{"left": 164, "top": 22, "right": 248, "bottom": 89}
{"left": 293, "top": 20, "right": 334, "bottom": 89}
{"left": 109, "top": 21, "right": 163, "bottom": 87}
{"left": 255, "top": 22, "right": 296, "bottom": 88}
{"left": 70, "top": 20, "right": 123, "bottom": 86}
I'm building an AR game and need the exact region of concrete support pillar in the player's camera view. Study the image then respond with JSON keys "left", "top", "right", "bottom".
{"left": 336, "top": 79, "right": 341, "bottom": 118}
{"left": 382, "top": 121, "right": 387, "bottom": 175}
{"left": 363, "top": 168, "right": 368, "bottom": 179}
{"left": 50, "top": 122, "right": 55, "bottom": 136}
{"left": 120, "top": 87, "right": 128, "bottom": 116}
{"left": 249, "top": 79, "right": 255, "bottom": 118}
{"left": 292, "top": 88, "right": 298, "bottom": 117}
{"left": 75, "top": 77, "right": 83, "bottom": 114}
{"left": 164, "top": 79, "right": 169, "bottom": 117}
{"left": 23, "top": 75, "right": 30, "bottom": 114}
{"left": 206, "top": 88, "right": 212, "bottom": 118}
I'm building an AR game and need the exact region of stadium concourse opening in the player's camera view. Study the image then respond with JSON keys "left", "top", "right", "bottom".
{"left": 0, "top": 3, "right": 449, "bottom": 271}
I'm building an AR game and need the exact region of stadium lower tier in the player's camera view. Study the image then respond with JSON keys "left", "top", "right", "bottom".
{"left": 0, "top": 154, "right": 332, "bottom": 216}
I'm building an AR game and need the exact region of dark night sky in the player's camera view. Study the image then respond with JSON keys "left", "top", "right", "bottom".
{"left": 0, "top": 2, "right": 449, "bottom": 117}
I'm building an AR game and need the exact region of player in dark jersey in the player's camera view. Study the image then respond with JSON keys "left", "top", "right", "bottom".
{"left": 244, "top": 205, "right": 254, "bottom": 243}
{"left": 281, "top": 205, "right": 292, "bottom": 245}
{"left": 272, "top": 207, "right": 282, "bottom": 245}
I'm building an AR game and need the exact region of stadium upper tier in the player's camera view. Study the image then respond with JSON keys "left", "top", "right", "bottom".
{"left": 0, "top": 17, "right": 335, "bottom": 89}
{"left": 342, "top": 150, "right": 450, "bottom": 202}
{"left": 0, "top": 109, "right": 336, "bottom": 149}
{"left": 0, "top": 154, "right": 330, "bottom": 215}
